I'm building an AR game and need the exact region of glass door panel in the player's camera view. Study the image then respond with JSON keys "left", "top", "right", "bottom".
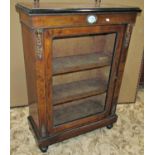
{"left": 52, "top": 33, "right": 116, "bottom": 126}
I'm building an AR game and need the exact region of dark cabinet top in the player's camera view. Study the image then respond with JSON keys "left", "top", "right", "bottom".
{"left": 16, "top": 2, "right": 141, "bottom": 15}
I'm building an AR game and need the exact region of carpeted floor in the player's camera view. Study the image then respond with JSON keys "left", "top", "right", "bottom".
{"left": 11, "top": 89, "right": 144, "bottom": 155}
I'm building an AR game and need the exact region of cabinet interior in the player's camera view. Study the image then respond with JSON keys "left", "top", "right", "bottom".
{"left": 52, "top": 33, "right": 116, "bottom": 126}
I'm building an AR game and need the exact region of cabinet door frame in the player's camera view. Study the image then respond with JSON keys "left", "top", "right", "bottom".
{"left": 43, "top": 25, "right": 126, "bottom": 134}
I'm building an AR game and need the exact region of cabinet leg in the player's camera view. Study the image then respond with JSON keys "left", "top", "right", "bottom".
{"left": 106, "top": 124, "right": 113, "bottom": 129}
{"left": 39, "top": 146, "right": 48, "bottom": 153}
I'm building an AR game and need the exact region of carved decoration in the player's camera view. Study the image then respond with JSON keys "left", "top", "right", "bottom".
{"left": 35, "top": 29, "right": 43, "bottom": 60}
{"left": 124, "top": 24, "right": 133, "bottom": 48}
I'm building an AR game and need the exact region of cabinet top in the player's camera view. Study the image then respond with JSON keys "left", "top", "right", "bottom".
{"left": 16, "top": 2, "right": 141, "bottom": 15}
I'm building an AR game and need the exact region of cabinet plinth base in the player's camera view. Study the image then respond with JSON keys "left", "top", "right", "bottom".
{"left": 28, "top": 115, "right": 117, "bottom": 152}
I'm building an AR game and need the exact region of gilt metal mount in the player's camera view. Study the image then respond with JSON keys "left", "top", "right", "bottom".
{"left": 35, "top": 29, "right": 43, "bottom": 60}
{"left": 95, "top": 0, "right": 101, "bottom": 7}
{"left": 124, "top": 24, "right": 133, "bottom": 48}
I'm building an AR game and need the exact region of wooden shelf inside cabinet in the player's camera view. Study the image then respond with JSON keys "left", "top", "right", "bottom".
{"left": 54, "top": 94, "right": 106, "bottom": 126}
{"left": 53, "top": 78, "right": 108, "bottom": 105}
{"left": 53, "top": 53, "right": 111, "bottom": 75}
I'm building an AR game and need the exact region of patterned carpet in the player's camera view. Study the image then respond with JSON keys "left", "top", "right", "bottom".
{"left": 10, "top": 89, "right": 144, "bottom": 155}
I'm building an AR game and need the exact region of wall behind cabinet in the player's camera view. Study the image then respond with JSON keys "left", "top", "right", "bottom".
{"left": 10, "top": 0, "right": 143, "bottom": 107}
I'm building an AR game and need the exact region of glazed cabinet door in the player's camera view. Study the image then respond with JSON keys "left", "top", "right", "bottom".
{"left": 43, "top": 25, "right": 126, "bottom": 134}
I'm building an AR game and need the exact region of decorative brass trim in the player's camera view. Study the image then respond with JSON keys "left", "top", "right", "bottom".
{"left": 34, "top": 0, "right": 40, "bottom": 8}
{"left": 35, "top": 29, "right": 43, "bottom": 60}
{"left": 34, "top": 0, "right": 39, "bottom": 3}
{"left": 124, "top": 24, "right": 133, "bottom": 48}
{"left": 95, "top": 0, "right": 101, "bottom": 7}
{"left": 95, "top": 0, "right": 101, "bottom": 3}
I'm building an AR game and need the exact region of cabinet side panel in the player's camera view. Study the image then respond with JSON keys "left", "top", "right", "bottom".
{"left": 21, "top": 24, "right": 39, "bottom": 128}
{"left": 111, "top": 24, "right": 134, "bottom": 114}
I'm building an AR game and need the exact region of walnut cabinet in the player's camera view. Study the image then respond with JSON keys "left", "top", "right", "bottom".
{"left": 16, "top": 1, "right": 141, "bottom": 152}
